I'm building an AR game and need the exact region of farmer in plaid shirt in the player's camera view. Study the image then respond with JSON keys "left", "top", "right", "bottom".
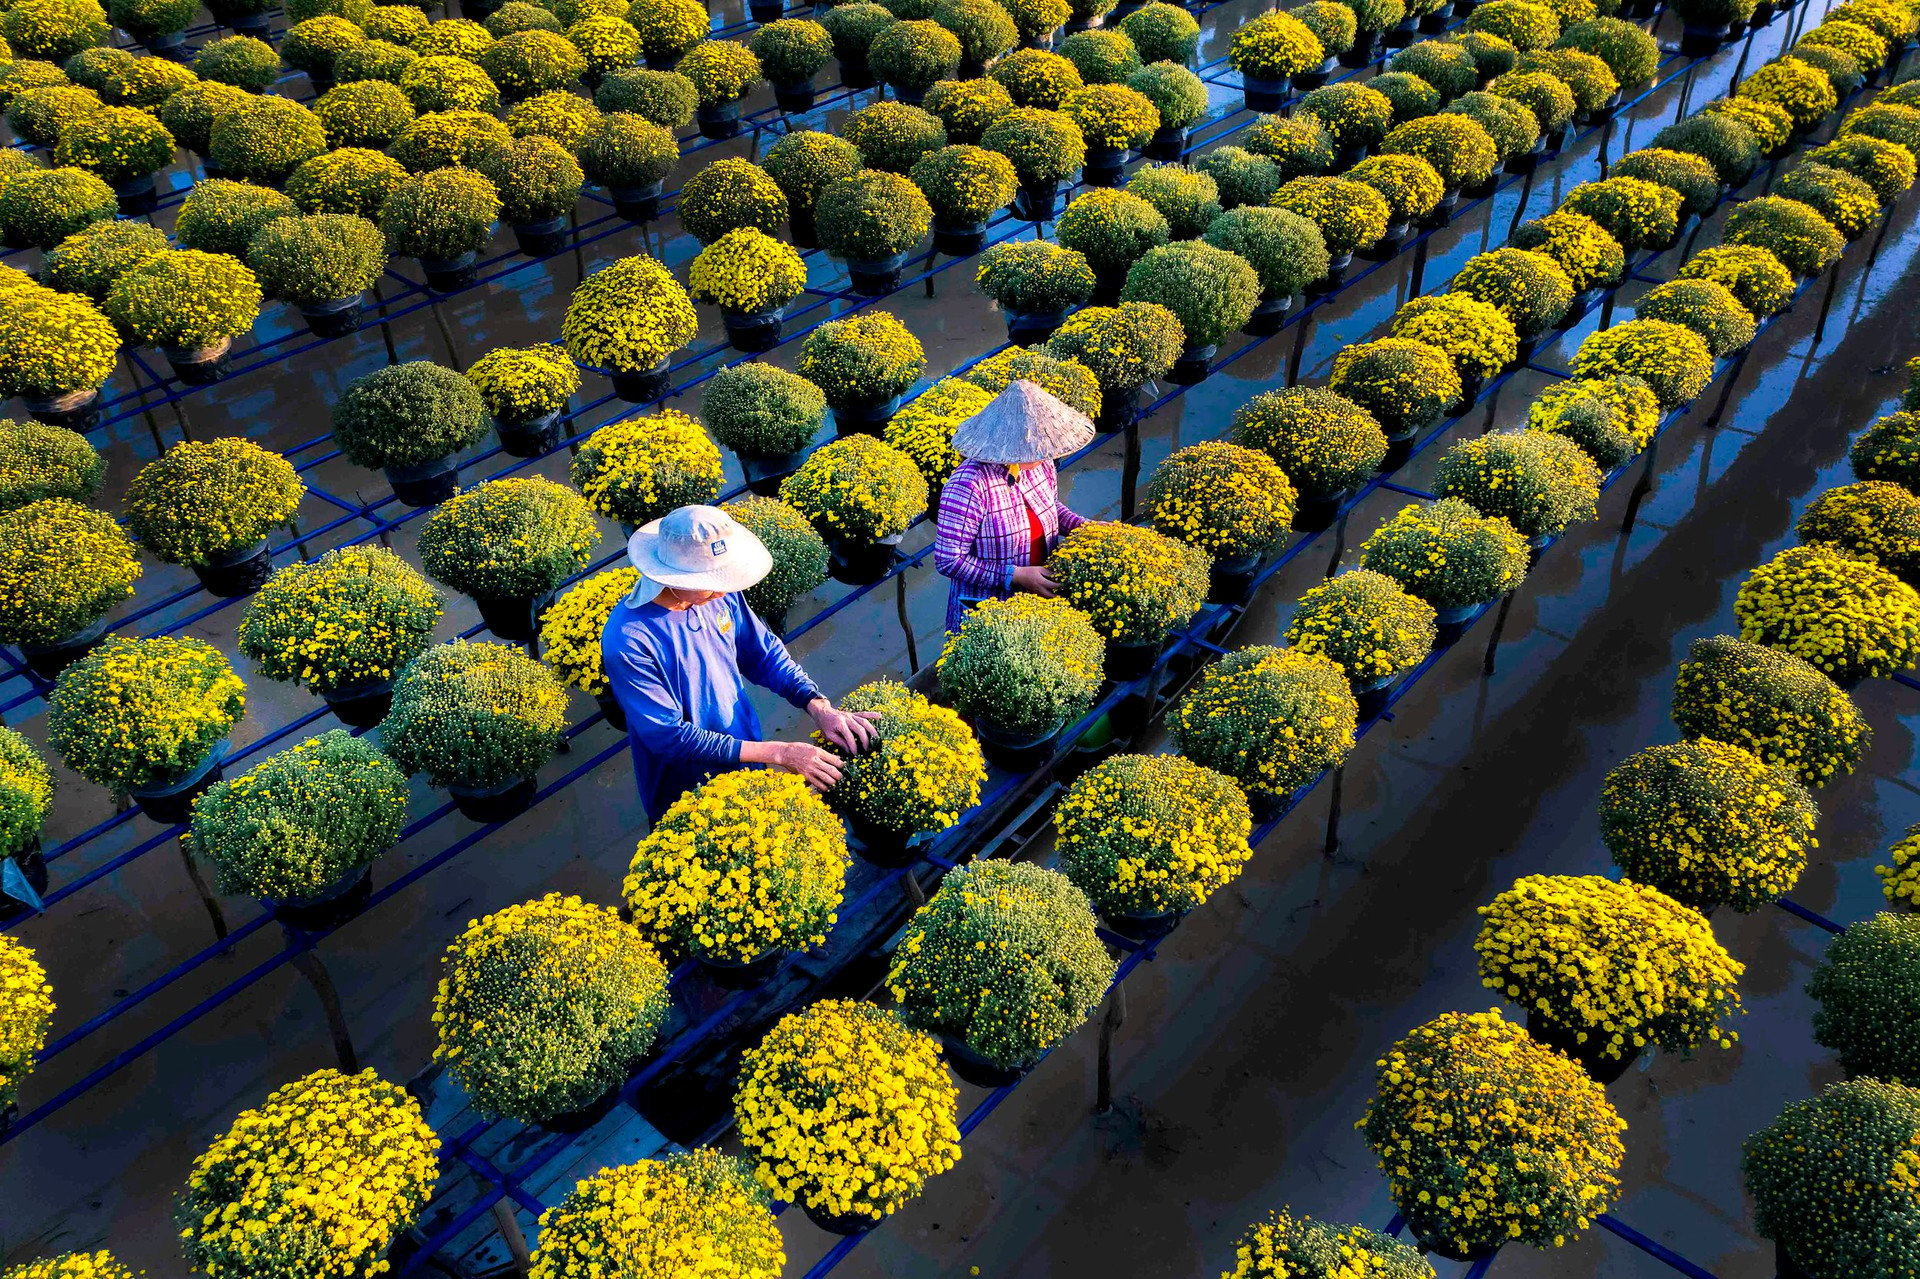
{"left": 933, "top": 381, "right": 1096, "bottom": 633}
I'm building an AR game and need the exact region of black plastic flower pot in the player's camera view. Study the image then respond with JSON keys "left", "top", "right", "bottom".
{"left": 831, "top": 395, "right": 901, "bottom": 436}
{"left": 384, "top": 456, "right": 459, "bottom": 507}
{"left": 891, "top": 81, "right": 927, "bottom": 104}
{"left": 739, "top": 446, "right": 811, "bottom": 496}
{"left": 418, "top": 250, "right": 479, "bottom": 293}
{"left": 322, "top": 678, "right": 395, "bottom": 729}
{"left": 1462, "top": 172, "right": 1497, "bottom": 199}
{"left": 696, "top": 99, "right": 745, "bottom": 139}
{"left": 113, "top": 173, "right": 159, "bottom": 215}
{"left": 496, "top": 406, "right": 568, "bottom": 458}
{"left": 1242, "top": 293, "right": 1292, "bottom": 336}
{"left": 839, "top": 53, "right": 875, "bottom": 88}
{"left": 1101, "top": 907, "right": 1184, "bottom": 941}
{"left": 1421, "top": 188, "right": 1459, "bottom": 228}
{"left": 1337, "top": 31, "right": 1379, "bottom": 67}
{"left": 22, "top": 387, "right": 100, "bottom": 430}
{"left": 163, "top": 339, "right": 233, "bottom": 386}
{"left": 695, "top": 945, "right": 784, "bottom": 988}
{"left": 1142, "top": 124, "right": 1187, "bottom": 162}
{"left": 130, "top": 744, "right": 228, "bottom": 826}
{"left": 1241, "top": 74, "right": 1290, "bottom": 113}
{"left": 804, "top": 1204, "right": 880, "bottom": 1236}
{"left": 1450, "top": 0, "right": 1477, "bottom": 13}
{"left": 1542, "top": 126, "right": 1568, "bottom": 155}
{"left": 460, "top": 0, "right": 502, "bottom": 17}
{"left": 1417, "top": 10, "right": 1447, "bottom": 31}
{"left": 1456, "top": 370, "right": 1484, "bottom": 405}
{"left": 932, "top": 215, "right": 989, "bottom": 255}
{"left": 1431, "top": 599, "right": 1487, "bottom": 644}
{"left": 306, "top": 70, "right": 335, "bottom": 95}
{"left": 722, "top": 305, "right": 784, "bottom": 353}
{"left": 18, "top": 615, "right": 111, "bottom": 682}
{"left": 1290, "top": 487, "right": 1352, "bottom": 533}
{"left": 1005, "top": 306, "right": 1071, "bottom": 345}
{"left": 610, "top": 359, "right": 671, "bottom": 404}
{"left": 194, "top": 541, "right": 274, "bottom": 598}
{"left": 1420, "top": 1237, "right": 1500, "bottom": 1264}
{"left": 1383, "top": 15, "right": 1416, "bottom": 46}
{"left": 0, "top": 848, "right": 48, "bottom": 924}
{"left": 1108, "top": 0, "right": 1144, "bottom": 19}
{"left": 773, "top": 79, "right": 816, "bottom": 112}
{"left": 788, "top": 204, "right": 819, "bottom": 248}
{"left": 512, "top": 215, "right": 570, "bottom": 257}
{"left": 1168, "top": 342, "right": 1216, "bottom": 384}
{"left": 975, "top": 719, "right": 1062, "bottom": 772}
{"left": 1580, "top": 90, "right": 1622, "bottom": 126}
{"left": 1097, "top": 385, "right": 1139, "bottom": 432}
{"left": 826, "top": 534, "right": 901, "bottom": 585}
{"left": 1082, "top": 145, "right": 1128, "bottom": 186}
{"left": 1504, "top": 146, "right": 1541, "bottom": 175}
{"left": 473, "top": 591, "right": 552, "bottom": 645}
{"left": 143, "top": 28, "right": 191, "bottom": 59}
{"left": 268, "top": 865, "right": 374, "bottom": 931}
{"left": 844, "top": 250, "right": 910, "bottom": 296}
{"left": 941, "top": 1033, "right": 1030, "bottom": 1087}
{"left": 1293, "top": 57, "right": 1336, "bottom": 90}
{"left": 1015, "top": 179, "right": 1060, "bottom": 221}
{"left": 846, "top": 813, "right": 920, "bottom": 866}
{"left": 643, "top": 50, "right": 681, "bottom": 71}
{"left": 298, "top": 293, "right": 365, "bottom": 338}
{"left": 536, "top": 1082, "right": 625, "bottom": 1134}
{"left": 1352, "top": 673, "right": 1396, "bottom": 720}
{"left": 1206, "top": 554, "right": 1262, "bottom": 605}
{"left": 1106, "top": 638, "right": 1162, "bottom": 682}
{"left": 1021, "top": 27, "right": 1059, "bottom": 49}
{"left": 1775, "top": 1242, "right": 1813, "bottom": 1279}
{"left": 448, "top": 775, "right": 538, "bottom": 823}
{"left": 1525, "top": 1008, "right": 1643, "bottom": 1085}
{"left": 1358, "top": 219, "right": 1409, "bottom": 260}
{"left": 1063, "top": 12, "right": 1105, "bottom": 32}
{"left": 607, "top": 180, "right": 664, "bottom": 222}
{"left": 750, "top": 0, "right": 785, "bottom": 19}
{"left": 212, "top": 3, "right": 271, "bottom": 33}
{"left": 1090, "top": 267, "right": 1127, "bottom": 305}
{"left": 1678, "top": 22, "right": 1729, "bottom": 54}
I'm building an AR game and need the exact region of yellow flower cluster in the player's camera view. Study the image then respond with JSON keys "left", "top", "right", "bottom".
{"left": 1735, "top": 543, "right": 1920, "bottom": 681}
{"left": 733, "top": 999, "right": 961, "bottom": 1220}
{"left": 1512, "top": 209, "right": 1624, "bottom": 292}
{"left": 178, "top": 1068, "right": 441, "bottom": 1279}
{"left": 1359, "top": 1010, "right": 1626, "bottom": 1256}
{"left": 1044, "top": 302, "right": 1185, "bottom": 392}
{"left": 539, "top": 567, "right": 638, "bottom": 695}
{"left": 530, "top": 1151, "right": 784, "bottom": 1279}
{"left": 1228, "top": 11, "right": 1326, "bottom": 79}
{"left": 238, "top": 545, "right": 444, "bottom": 694}
{"left": 780, "top": 434, "right": 929, "bottom": 541}
{"left": 0, "top": 497, "right": 141, "bottom": 647}
{"left": 378, "top": 639, "right": 570, "bottom": 790}
{"left": 561, "top": 254, "right": 699, "bottom": 374}
{"left": 937, "top": 593, "right": 1105, "bottom": 738}
{"left": 886, "top": 859, "right": 1115, "bottom": 1070}
{"left": 1560, "top": 175, "right": 1681, "bottom": 250}
{"left": 623, "top": 769, "right": 848, "bottom": 963}
{"left": 724, "top": 495, "right": 828, "bottom": 624}
{"left": 1, "top": 1252, "right": 139, "bottom": 1279}
{"left": 1327, "top": 338, "right": 1460, "bottom": 438}
{"left": 1737, "top": 56, "right": 1838, "bottom": 130}
{"left": 1599, "top": 739, "right": 1817, "bottom": 914}
{"left": 1876, "top": 822, "right": 1920, "bottom": 905}
{"left": 0, "top": 726, "right": 52, "bottom": 862}
{"left": 1047, "top": 521, "right": 1210, "bottom": 646}
{"left": 1797, "top": 480, "right": 1920, "bottom": 585}
{"left": 1056, "top": 753, "right": 1252, "bottom": 917}
{"left": 1476, "top": 873, "right": 1743, "bottom": 1060}
{"left": 882, "top": 377, "right": 995, "bottom": 485}
{"left": 1449, "top": 247, "right": 1575, "bottom": 340}
{"left": 418, "top": 476, "right": 600, "bottom": 601}
{"left": 1222, "top": 1209, "right": 1435, "bottom": 1279}
{"left": 1432, "top": 430, "right": 1601, "bottom": 540}
{"left": 1171, "top": 645, "right": 1357, "bottom": 800}
{"left": 625, "top": 0, "right": 707, "bottom": 58}
{"left": 465, "top": 344, "right": 580, "bottom": 422}
{"left": 795, "top": 310, "right": 926, "bottom": 406}
{"left": 105, "top": 249, "right": 263, "bottom": 351}
{"left": 52, "top": 104, "right": 174, "bottom": 184}
{"left": 910, "top": 144, "right": 1018, "bottom": 222}
{"left": 124, "top": 438, "right": 306, "bottom": 568}
{"left": 688, "top": 227, "right": 808, "bottom": 314}
{"left": 1285, "top": 569, "right": 1436, "bottom": 683}
{"left": 433, "top": 892, "right": 671, "bottom": 1122}
{"left": 1524, "top": 374, "right": 1659, "bottom": 469}
{"left": 1671, "top": 634, "right": 1869, "bottom": 787}
{"left": 1389, "top": 293, "right": 1520, "bottom": 382}
{"left": 1143, "top": 440, "right": 1297, "bottom": 564}
{"left": 822, "top": 680, "right": 985, "bottom": 837}
{"left": 48, "top": 635, "right": 246, "bottom": 794}
{"left": 961, "top": 346, "right": 1103, "bottom": 417}
{"left": 1571, "top": 318, "right": 1713, "bottom": 407}
{"left": 0, "top": 278, "right": 120, "bottom": 399}
{"left": 0, "top": 933, "right": 52, "bottom": 1112}
{"left": 1062, "top": 82, "right": 1160, "bottom": 151}
{"left": 1357, "top": 498, "right": 1529, "bottom": 613}
{"left": 569, "top": 407, "right": 725, "bottom": 526}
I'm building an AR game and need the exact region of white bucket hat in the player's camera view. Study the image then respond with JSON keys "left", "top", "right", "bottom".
{"left": 625, "top": 505, "right": 773, "bottom": 604}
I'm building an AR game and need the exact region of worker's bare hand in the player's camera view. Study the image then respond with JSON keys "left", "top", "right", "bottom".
{"left": 1011, "top": 564, "right": 1058, "bottom": 597}
{"left": 768, "top": 741, "right": 845, "bottom": 791}
{"left": 809, "top": 699, "right": 882, "bottom": 754}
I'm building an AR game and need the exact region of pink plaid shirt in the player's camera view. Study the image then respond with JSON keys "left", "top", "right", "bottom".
{"left": 934, "top": 458, "right": 1085, "bottom": 631}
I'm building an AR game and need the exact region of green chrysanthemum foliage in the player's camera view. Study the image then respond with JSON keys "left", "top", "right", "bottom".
{"left": 1806, "top": 134, "right": 1917, "bottom": 204}
{"left": 922, "top": 77, "right": 1015, "bottom": 143}
{"left": 486, "top": 1, "right": 562, "bottom": 34}
{"left": 1524, "top": 373, "right": 1657, "bottom": 469}
{"left": 390, "top": 109, "right": 514, "bottom": 172}
{"left": 124, "top": 437, "right": 304, "bottom": 567}
{"left": 479, "top": 134, "right": 584, "bottom": 224}
{"left": 50, "top": 103, "right": 174, "bottom": 184}
{"left": 1743, "top": 1081, "right": 1920, "bottom": 1279}
{"left": 869, "top": 19, "right": 961, "bottom": 92}
{"left": 1117, "top": 3, "right": 1197, "bottom": 63}
{"left": 379, "top": 639, "right": 569, "bottom": 790}
{"left": 761, "top": 128, "right": 862, "bottom": 217}
{"left": 1570, "top": 317, "right": 1713, "bottom": 407}
{"left": 1229, "top": 385, "right": 1385, "bottom": 498}
{"left": 105, "top": 249, "right": 264, "bottom": 350}
{"left": 1195, "top": 145, "right": 1281, "bottom": 209}
{"left": 1610, "top": 146, "right": 1720, "bottom": 217}
{"left": 593, "top": 65, "right": 696, "bottom": 127}
{"left": 990, "top": 47, "right": 1082, "bottom": 109}
{"left": 747, "top": 17, "right": 834, "bottom": 83}
{"left": 932, "top": 0, "right": 1016, "bottom": 64}
{"left": 998, "top": 0, "right": 1070, "bottom": 39}
{"left": 1042, "top": 301, "right": 1184, "bottom": 391}
{"left": 1368, "top": 71, "right": 1440, "bottom": 123}
{"left": 44, "top": 217, "right": 169, "bottom": 301}
{"left": 1389, "top": 39, "right": 1477, "bottom": 100}
{"left": 1465, "top": 0, "right": 1560, "bottom": 49}
{"left": 843, "top": 99, "right": 949, "bottom": 171}
{"left": 1171, "top": 645, "right": 1356, "bottom": 800}
{"left": 1058, "top": 28, "right": 1141, "bottom": 84}
{"left": 1852, "top": 411, "right": 1920, "bottom": 492}
{"left": 1554, "top": 15, "right": 1658, "bottom": 84}
{"left": 193, "top": 35, "right": 281, "bottom": 91}
{"left": 1722, "top": 194, "right": 1846, "bottom": 277}
{"left": 819, "top": 1, "right": 897, "bottom": 66}
{"left": 61, "top": 46, "right": 133, "bottom": 92}
{"left": 398, "top": 54, "right": 502, "bottom": 114}
{"left": 1449, "top": 246, "right": 1572, "bottom": 338}
{"left": 379, "top": 165, "right": 503, "bottom": 259}
{"left": 286, "top": 148, "right": 411, "bottom": 219}
{"left": 886, "top": 860, "right": 1115, "bottom": 1071}
{"left": 980, "top": 104, "right": 1086, "bottom": 183}
{"left": 503, "top": 91, "right": 603, "bottom": 151}
{"left": 479, "top": 28, "right": 587, "bottom": 100}
{"left": 189, "top": 730, "right": 408, "bottom": 901}
{"left": 9, "top": 82, "right": 106, "bottom": 153}
{"left": 1634, "top": 277, "right": 1756, "bottom": 358}
{"left": 1795, "top": 480, "right": 1920, "bottom": 589}
{"left": 1287, "top": 0, "right": 1355, "bottom": 55}
{"left": 1433, "top": 429, "right": 1599, "bottom": 539}
{"left": 1809, "top": 914, "right": 1920, "bottom": 1084}
{"left": 333, "top": 39, "right": 419, "bottom": 85}
{"left": 1449, "top": 28, "right": 1518, "bottom": 78}
{"left": 1269, "top": 174, "right": 1390, "bottom": 257}
{"left": 1788, "top": 42, "right": 1865, "bottom": 97}
{"left": 1327, "top": 337, "right": 1460, "bottom": 438}
{"left": 247, "top": 212, "right": 389, "bottom": 305}
{"left": 282, "top": 15, "right": 369, "bottom": 78}
{"left": 1651, "top": 111, "right": 1760, "bottom": 186}
{"left": 175, "top": 179, "right": 296, "bottom": 259}
{"left": 207, "top": 94, "right": 330, "bottom": 185}
{"left": 1443, "top": 89, "right": 1538, "bottom": 159}
{"left": 1674, "top": 243, "right": 1795, "bottom": 317}
{"left": 1120, "top": 238, "right": 1258, "bottom": 348}
{"left": 577, "top": 110, "right": 678, "bottom": 188}
{"left": 1671, "top": 634, "right": 1868, "bottom": 788}
{"left": 1357, "top": 497, "right": 1528, "bottom": 610}
{"left": 1774, "top": 160, "right": 1882, "bottom": 240}
{"left": 0, "top": 419, "right": 103, "bottom": 512}
{"left": 333, "top": 359, "right": 489, "bottom": 470}
{"left": 677, "top": 156, "right": 788, "bottom": 245}
{"left": 1201, "top": 205, "right": 1328, "bottom": 302}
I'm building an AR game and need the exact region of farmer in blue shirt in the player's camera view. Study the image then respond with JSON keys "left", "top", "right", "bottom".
{"left": 602, "top": 504, "right": 877, "bottom": 822}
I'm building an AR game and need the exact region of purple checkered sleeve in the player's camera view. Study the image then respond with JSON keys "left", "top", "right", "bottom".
{"left": 934, "top": 459, "right": 1083, "bottom": 632}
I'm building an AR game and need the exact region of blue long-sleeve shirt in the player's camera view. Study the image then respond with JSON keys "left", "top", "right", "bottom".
{"left": 602, "top": 591, "right": 823, "bottom": 822}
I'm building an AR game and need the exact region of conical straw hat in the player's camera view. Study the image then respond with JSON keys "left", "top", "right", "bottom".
{"left": 950, "top": 380, "right": 1096, "bottom": 464}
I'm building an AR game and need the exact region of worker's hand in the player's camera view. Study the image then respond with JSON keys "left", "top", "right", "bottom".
{"left": 809, "top": 699, "right": 882, "bottom": 754}
{"left": 1011, "top": 564, "right": 1058, "bottom": 597}
{"left": 765, "top": 740, "right": 846, "bottom": 791}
